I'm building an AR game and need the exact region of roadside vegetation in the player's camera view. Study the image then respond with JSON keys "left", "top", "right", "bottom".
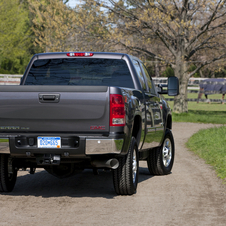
{"left": 167, "top": 95, "right": 226, "bottom": 183}
{"left": 186, "top": 126, "right": 226, "bottom": 183}
{"left": 166, "top": 92, "right": 226, "bottom": 124}
{"left": 172, "top": 110, "right": 226, "bottom": 124}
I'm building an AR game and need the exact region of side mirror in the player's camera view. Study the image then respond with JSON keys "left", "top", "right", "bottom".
{"left": 157, "top": 77, "right": 179, "bottom": 96}
{"left": 168, "top": 76, "right": 179, "bottom": 96}
{"left": 157, "top": 84, "right": 168, "bottom": 94}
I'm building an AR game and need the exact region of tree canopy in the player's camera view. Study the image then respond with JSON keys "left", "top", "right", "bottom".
{"left": 28, "top": 0, "right": 78, "bottom": 52}
{"left": 75, "top": 0, "right": 226, "bottom": 112}
{"left": 1, "top": 0, "right": 226, "bottom": 113}
{"left": 0, "top": 0, "right": 35, "bottom": 74}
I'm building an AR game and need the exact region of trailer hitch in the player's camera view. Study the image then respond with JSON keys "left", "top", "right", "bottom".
{"left": 36, "top": 154, "right": 61, "bottom": 165}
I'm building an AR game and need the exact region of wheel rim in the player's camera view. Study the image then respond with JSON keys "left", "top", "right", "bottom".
{"left": 132, "top": 149, "right": 137, "bottom": 184}
{"left": 162, "top": 138, "right": 172, "bottom": 167}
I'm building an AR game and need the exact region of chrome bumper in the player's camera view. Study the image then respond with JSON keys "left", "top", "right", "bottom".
{"left": 86, "top": 139, "right": 124, "bottom": 155}
{"left": 0, "top": 138, "right": 124, "bottom": 155}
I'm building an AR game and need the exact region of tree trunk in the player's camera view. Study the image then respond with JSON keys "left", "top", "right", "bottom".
{"left": 155, "top": 60, "right": 160, "bottom": 77}
{"left": 211, "top": 71, "right": 215, "bottom": 78}
{"left": 199, "top": 69, "right": 204, "bottom": 78}
{"left": 173, "top": 60, "right": 189, "bottom": 113}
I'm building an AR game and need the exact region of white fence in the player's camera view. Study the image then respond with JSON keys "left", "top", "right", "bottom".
{"left": 0, "top": 74, "right": 23, "bottom": 85}
{"left": 152, "top": 77, "right": 207, "bottom": 90}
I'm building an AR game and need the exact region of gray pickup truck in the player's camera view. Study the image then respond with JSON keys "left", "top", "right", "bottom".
{"left": 0, "top": 52, "right": 178, "bottom": 195}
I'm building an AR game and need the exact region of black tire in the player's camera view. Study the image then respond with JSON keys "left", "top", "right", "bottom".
{"left": 0, "top": 154, "right": 17, "bottom": 192}
{"left": 113, "top": 137, "right": 139, "bottom": 195}
{"left": 147, "top": 129, "right": 175, "bottom": 175}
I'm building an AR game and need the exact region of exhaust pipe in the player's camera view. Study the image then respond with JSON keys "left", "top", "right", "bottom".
{"left": 91, "top": 158, "right": 119, "bottom": 169}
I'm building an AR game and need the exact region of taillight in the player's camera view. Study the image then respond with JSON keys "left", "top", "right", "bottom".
{"left": 110, "top": 94, "right": 125, "bottom": 127}
{"left": 66, "top": 52, "right": 94, "bottom": 57}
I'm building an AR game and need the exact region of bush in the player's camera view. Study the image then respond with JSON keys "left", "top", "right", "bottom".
{"left": 162, "top": 66, "right": 174, "bottom": 77}
{"left": 0, "top": 67, "right": 10, "bottom": 74}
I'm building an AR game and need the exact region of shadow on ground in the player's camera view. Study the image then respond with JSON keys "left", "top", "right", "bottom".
{"left": 1, "top": 166, "right": 153, "bottom": 199}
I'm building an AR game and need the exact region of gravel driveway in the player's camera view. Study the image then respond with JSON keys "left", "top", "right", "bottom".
{"left": 0, "top": 122, "right": 225, "bottom": 226}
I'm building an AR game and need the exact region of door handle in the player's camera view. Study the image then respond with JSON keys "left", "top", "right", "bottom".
{"left": 43, "top": 95, "right": 56, "bottom": 100}
{"left": 39, "top": 94, "right": 60, "bottom": 103}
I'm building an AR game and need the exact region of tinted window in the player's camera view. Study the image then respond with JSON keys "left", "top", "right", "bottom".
{"left": 25, "top": 58, "right": 134, "bottom": 88}
{"left": 133, "top": 60, "right": 147, "bottom": 91}
{"left": 140, "top": 63, "right": 156, "bottom": 94}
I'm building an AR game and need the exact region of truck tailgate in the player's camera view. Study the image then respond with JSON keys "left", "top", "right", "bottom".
{"left": 0, "top": 86, "right": 110, "bottom": 133}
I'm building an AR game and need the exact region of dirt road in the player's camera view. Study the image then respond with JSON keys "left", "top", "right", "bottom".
{"left": 0, "top": 122, "right": 226, "bottom": 226}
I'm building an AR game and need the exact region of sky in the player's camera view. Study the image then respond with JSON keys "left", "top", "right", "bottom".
{"left": 67, "top": 0, "right": 81, "bottom": 8}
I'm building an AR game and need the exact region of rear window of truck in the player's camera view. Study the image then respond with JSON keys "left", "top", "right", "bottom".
{"left": 24, "top": 58, "right": 134, "bottom": 88}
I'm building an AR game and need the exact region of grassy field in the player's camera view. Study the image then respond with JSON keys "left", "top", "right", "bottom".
{"left": 168, "top": 99, "right": 226, "bottom": 112}
{"left": 170, "top": 101, "right": 226, "bottom": 124}
{"left": 164, "top": 89, "right": 224, "bottom": 99}
{"left": 186, "top": 126, "right": 226, "bottom": 182}
{"left": 166, "top": 93, "right": 226, "bottom": 124}
{"left": 172, "top": 110, "right": 226, "bottom": 124}
{"left": 180, "top": 92, "right": 224, "bottom": 100}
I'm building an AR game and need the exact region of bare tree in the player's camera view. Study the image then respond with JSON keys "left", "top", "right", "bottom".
{"left": 77, "top": 0, "right": 226, "bottom": 113}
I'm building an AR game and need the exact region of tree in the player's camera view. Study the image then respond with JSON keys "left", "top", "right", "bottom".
{"left": 0, "top": 0, "right": 33, "bottom": 74}
{"left": 28, "top": 0, "right": 79, "bottom": 52}
{"left": 76, "top": 0, "right": 226, "bottom": 113}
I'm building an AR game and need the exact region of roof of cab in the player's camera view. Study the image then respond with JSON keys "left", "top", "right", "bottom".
{"left": 34, "top": 51, "right": 140, "bottom": 61}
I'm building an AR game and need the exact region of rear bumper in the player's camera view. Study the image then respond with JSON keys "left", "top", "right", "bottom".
{"left": 0, "top": 134, "right": 124, "bottom": 157}
{"left": 86, "top": 138, "right": 123, "bottom": 155}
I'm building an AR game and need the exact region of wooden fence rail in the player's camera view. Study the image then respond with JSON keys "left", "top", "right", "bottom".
{"left": 0, "top": 75, "right": 207, "bottom": 86}
{"left": 0, "top": 74, "right": 22, "bottom": 85}
{"left": 165, "top": 98, "right": 225, "bottom": 103}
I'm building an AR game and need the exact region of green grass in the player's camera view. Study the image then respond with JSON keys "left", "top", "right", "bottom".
{"left": 184, "top": 92, "right": 223, "bottom": 100}
{"left": 186, "top": 126, "right": 226, "bottom": 182}
{"left": 164, "top": 90, "right": 224, "bottom": 100}
{"left": 168, "top": 100, "right": 226, "bottom": 111}
{"left": 172, "top": 110, "right": 226, "bottom": 124}
{"left": 166, "top": 96, "right": 226, "bottom": 124}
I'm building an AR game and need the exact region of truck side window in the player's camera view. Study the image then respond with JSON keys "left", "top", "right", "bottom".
{"left": 140, "top": 63, "right": 156, "bottom": 95}
{"left": 133, "top": 60, "right": 147, "bottom": 91}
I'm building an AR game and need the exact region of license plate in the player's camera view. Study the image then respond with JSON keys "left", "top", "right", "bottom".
{"left": 37, "top": 137, "right": 61, "bottom": 148}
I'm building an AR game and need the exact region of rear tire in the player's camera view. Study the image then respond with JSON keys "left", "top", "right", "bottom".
{"left": 113, "top": 137, "right": 139, "bottom": 195}
{"left": 0, "top": 154, "right": 17, "bottom": 192}
{"left": 147, "top": 129, "right": 175, "bottom": 175}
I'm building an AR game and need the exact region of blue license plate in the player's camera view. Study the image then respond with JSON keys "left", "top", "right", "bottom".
{"left": 37, "top": 137, "right": 61, "bottom": 148}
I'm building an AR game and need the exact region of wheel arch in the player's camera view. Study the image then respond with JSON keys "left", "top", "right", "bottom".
{"left": 132, "top": 115, "right": 142, "bottom": 147}
{"left": 165, "top": 113, "right": 172, "bottom": 130}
